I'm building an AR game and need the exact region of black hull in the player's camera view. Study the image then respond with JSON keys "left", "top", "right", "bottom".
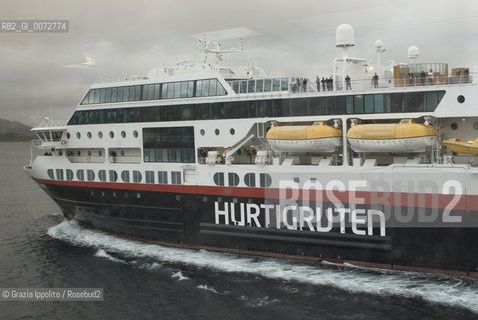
{"left": 39, "top": 180, "right": 478, "bottom": 276}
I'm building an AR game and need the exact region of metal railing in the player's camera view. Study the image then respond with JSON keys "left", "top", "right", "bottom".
{"left": 33, "top": 119, "right": 68, "bottom": 129}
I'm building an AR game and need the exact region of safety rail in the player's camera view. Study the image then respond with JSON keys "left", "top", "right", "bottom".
{"left": 227, "top": 72, "right": 475, "bottom": 95}
{"left": 33, "top": 119, "right": 68, "bottom": 129}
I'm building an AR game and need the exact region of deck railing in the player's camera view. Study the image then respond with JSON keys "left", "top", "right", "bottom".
{"left": 227, "top": 73, "right": 475, "bottom": 96}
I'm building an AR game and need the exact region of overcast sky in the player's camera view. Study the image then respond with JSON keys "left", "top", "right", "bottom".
{"left": 1, "top": 0, "right": 477, "bottom": 125}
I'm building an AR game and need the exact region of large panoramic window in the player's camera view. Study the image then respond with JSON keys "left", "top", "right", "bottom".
{"left": 143, "top": 127, "right": 195, "bottom": 163}
{"left": 68, "top": 91, "right": 445, "bottom": 125}
{"left": 80, "top": 79, "right": 226, "bottom": 105}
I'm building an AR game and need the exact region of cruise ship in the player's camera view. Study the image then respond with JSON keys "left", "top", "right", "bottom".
{"left": 26, "top": 25, "right": 478, "bottom": 276}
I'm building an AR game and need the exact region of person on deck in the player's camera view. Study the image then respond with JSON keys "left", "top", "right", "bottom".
{"left": 373, "top": 73, "right": 379, "bottom": 88}
{"left": 345, "top": 75, "right": 351, "bottom": 90}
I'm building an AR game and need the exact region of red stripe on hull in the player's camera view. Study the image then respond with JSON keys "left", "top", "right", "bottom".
{"left": 34, "top": 178, "right": 473, "bottom": 211}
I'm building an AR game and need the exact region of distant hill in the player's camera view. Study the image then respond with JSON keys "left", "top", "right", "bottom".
{"left": 0, "top": 118, "right": 34, "bottom": 141}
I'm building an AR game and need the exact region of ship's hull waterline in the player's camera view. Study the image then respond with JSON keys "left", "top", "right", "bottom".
{"left": 35, "top": 177, "right": 478, "bottom": 277}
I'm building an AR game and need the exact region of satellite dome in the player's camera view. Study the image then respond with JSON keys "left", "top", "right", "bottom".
{"left": 336, "top": 24, "right": 355, "bottom": 47}
{"left": 408, "top": 46, "right": 420, "bottom": 60}
{"left": 375, "top": 40, "right": 383, "bottom": 49}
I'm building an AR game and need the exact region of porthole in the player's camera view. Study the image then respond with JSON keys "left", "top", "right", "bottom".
{"left": 457, "top": 95, "right": 465, "bottom": 103}
{"left": 230, "top": 128, "right": 235, "bottom": 135}
{"left": 200, "top": 129, "right": 205, "bottom": 136}
{"left": 215, "top": 129, "right": 220, "bottom": 135}
{"left": 133, "top": 130, "right": 138, "bottom": 138}
{"left": 451, "top": 123, "right": 458, "bottom": 130}
{"left": 87, "top": 151, "right": 92, "bottom": 156}
{"left": 121, "top": 131, "right": 126, "bottom": 138}
{"left": 77, "top": 150, "right": 81, "bottom": 156}
{"left": 66, "top": 132, "right": 71, "bottom": 139}
{"left": 98, "top": 131, "right": 103, "bottom": 139}
{"left": 87, "top": 132, "right": 92, "bottom": 139}
{"left": 76, "top": 132, "right": 81, "bottom": 139}
{"left": 98, "top": 150, "right": 103, "bottom": 156}
{"left": 120, "top": 150, "right": 125, "bottom": 156}
{"left": 109, "top": 131, "right": 114, "bottom": 138}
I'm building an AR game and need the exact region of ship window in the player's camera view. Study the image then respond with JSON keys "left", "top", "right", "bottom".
{"left": 200, "top": 129, "right": 205, "bottom": 136}
{"left": 121, "top": 131, "right": 126, "bottom": 138}
{"left": 76, "top": 169, "right": 85, "bottom": 181}
{"left": 117, "top": 86, "right": 124, "bottom": 102}
{"left": 158, "top": 171, "right": 168, "bottom": 184}
{"left": 87, "top": 132, "right": 92, "bottom": 139}
{"left": 309, "top": 97, "right": 326, "bottom": 115}
{"left": 231, "top": 81, "right": 239, "bottom": 93}
{"left": 260, "top": 173, "right": 272, "bottom": 188}
{"left": 66, "top": 132, "right": 71, "bottom": 139}
{"left": 228, "top": 172, "right": 239, "bottom": 187}
{"left": 244, "top": 173, "right": 255, "bottom": 187}
{"left": 65, "top": 169, "right": 74, "bottom": 181}
{"left": 281, "top": 78, "right": 289, "bottom": 91}
{"left": 93, "top": 89, "right": 100, "bottom": 104}
{"left": 98, "top": 131, "right": 103, "bottom": 139}
{"left": 247, "top": 80, "right": 255, "bottom": 93}
{"left": 143, "top": 127, "right": 195, "bottom": 163}
{"left": 121, "top": 170, "right": 130, "bottom": 183}
{"left": 98, "top": 170, "right": 107, "bottom": 182}
{"left": 264, "top": 79, "right": 272, "bottom": 92}
{"left": 406, "top": 92, "right": 425, "bottom": 112}
{"left": 213, "top": 172, "right": 224, "bottom": 186}
{"left": 111, "top": 87, "right": 118, "bottom": 103}
{"left": 47, "top": 169, "right": 54, "bottom": 180}
{"left": 273, "top": 99, "right": 290, "bottom": 117}
{"left": 215, "top": 129, "right": 220, "bottom": 135}
{"left": 133, "top": 130, "right": 138, "bottom": 138}
{"left": 99, "top": 88, "right": 106, "bottom": 103}
{"left": 354, "top": 95, "right": 364, "bottom": 113}
{"left": 389, "top": 93, "right": 405, "bottom": 113}
{"left": 109, "top": 131, "right": 114, "bottom": 138}
{"left": 87, "top": 170, "right": 95, "bottom": 181}
{"left": 171, "top": 171, "right": 181, "bottom": 185}
{"left": 109, "top": 170, "right": 118, "bottom": 182}
{"left": 145, "top": 171, "right": 155, "bottom": 184}
{"left": 451, "top": 123, "right": 458, "bottom": 130}
{"left": 132, "top": 171, "right": 142, "bottom": 183}
{"left": 239, "top": 80, "right": 247, "bottom": 93}
{"left": 273, "top": 78, "right": 281, "bottom": 91}
{"left": 105, "top": 87, "right": 112, "bottom": 103}
{"left": 230, "top": 128, "right": 235, "bottom": 135}
{"left": 364, "top": 95, "right": 374, "bottom": 113}
{"left": 291, "top": 98, "right": 307, "bottom": 116}
{"left": 211, "top": 103, "right": 225, "bottom": 119}
{"left": 77, "top": 150, "right": 81, "bottom": 156}
{"left": 457, "top": 95, "right": 465, "bottom": 103}
{"left": 256, "top": 79, "right": 264, "bottom": 92}
{"left": 374, "top": 94, "right": 384, "bottom": 113}
{"left": 209, "top": 79, "right": 217, "bottom": 96}
{"left": 474, "top": 122, "right": 478, "bottom": 130}
{"left": 173, "top": 82, "right": 181, "bottom": 99}
{"left": 76, "top": 132, "right": 81, "bottom": 139}
{"left": 87, "top": 151, "right": 92, "bottom": 156}
{"left": 98, "top": 150, "right": 103, "bottom": 156}
{"left": 123, "top": 86, "right": 130, "bottom": 101}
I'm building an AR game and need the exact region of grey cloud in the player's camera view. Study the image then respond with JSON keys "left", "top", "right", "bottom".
{"left": 0, "top": 0, "right": 477, "bottom": 125}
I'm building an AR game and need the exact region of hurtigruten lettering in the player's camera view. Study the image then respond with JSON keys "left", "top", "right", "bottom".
{"left": 214, "top": 202, "right": 386, "bottom": 236}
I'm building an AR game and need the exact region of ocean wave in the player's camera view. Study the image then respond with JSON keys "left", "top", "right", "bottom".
{"left": 48, "top": 220, "right": 478, "bottom": 314}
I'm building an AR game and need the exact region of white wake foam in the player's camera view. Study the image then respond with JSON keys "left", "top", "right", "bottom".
{"left": 171, "top": 271, "right": 189, "bottom": 281}
{"left": 197, "top": 285, "right": 219, "bottom": 294}
{"left": 48, "top": 220, "right": 478, "bottom": 313}
{"left": 94, "top": 249, "right": 127, "bottom": 264}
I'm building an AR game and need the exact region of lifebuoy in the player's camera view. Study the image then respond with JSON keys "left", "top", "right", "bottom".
{"left": 61, "top": 140, "right": 67, "bottom": 145}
